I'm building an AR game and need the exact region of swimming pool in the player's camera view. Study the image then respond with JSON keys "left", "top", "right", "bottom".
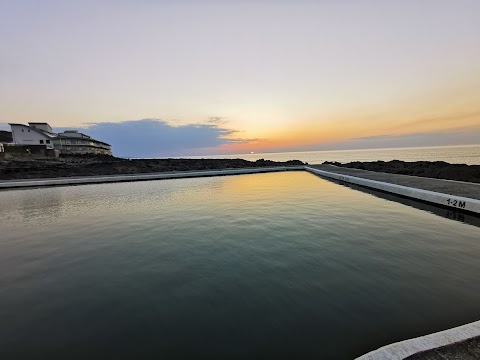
{"left": 0, "top": 171, "right": 479, "bottom": 359}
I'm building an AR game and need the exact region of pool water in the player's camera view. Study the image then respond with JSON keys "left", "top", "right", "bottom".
{"left": 0, "top": 172, "right": 479, "bottom": 359}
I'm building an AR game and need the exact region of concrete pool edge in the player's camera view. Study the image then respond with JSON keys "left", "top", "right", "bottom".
{"left": 304, "top": 166, "right": 480, "bottom": 215}
{"left": 354, "top": 319, "right": 480, "bottom": 360}
{"left": 0, "top": 166, "right": 305, "bottom": 189}
{"left": 2, "top": 165, "right": 480, "bottom": 216}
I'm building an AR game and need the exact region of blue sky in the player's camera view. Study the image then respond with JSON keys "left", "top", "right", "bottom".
{"left": 1, "top": 0, "right": 479, "bottom": 156}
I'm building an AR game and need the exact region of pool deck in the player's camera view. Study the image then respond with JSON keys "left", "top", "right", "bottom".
{"left": 305, "top": 164, "right": 480, "bottom": 215}
{"left": 2, "top": 163, "right": 480, "bottom": 213}
{"left": 406, "top": 335, "right": 480, "bottom": 359}
{"left": 308, "top": 164, "right": 480, "bottom": 200}
{"left": 0, "top": 166, "right": 304, "bottom": 189}
{"left": 355, "top": 320, "right": 480, "bottom": 360}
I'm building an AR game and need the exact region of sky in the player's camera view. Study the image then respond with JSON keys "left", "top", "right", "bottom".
{"left": 1, "top": 0, "right": 480, "bottom": 157}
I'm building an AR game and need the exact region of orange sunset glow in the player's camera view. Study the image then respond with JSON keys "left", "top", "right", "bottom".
{"left": 1, "top": 1, "right": 479, "bottom": 157}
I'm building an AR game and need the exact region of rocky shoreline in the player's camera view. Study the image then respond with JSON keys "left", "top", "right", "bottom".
{"left": 2, "top": 156, "right": 480, "bottom": 184}
{"left": 324, "top": 160, "right": 480, "bottom": 184}
{"left": 0, "top": 155, "right": 304, "bottom": 180}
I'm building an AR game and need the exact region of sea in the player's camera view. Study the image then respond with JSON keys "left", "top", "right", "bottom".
{"left": 194, "top": 144, "right": 480, "bottom": 165}
{"left": 1, "top": 171, "right": 479, "bottom": 359}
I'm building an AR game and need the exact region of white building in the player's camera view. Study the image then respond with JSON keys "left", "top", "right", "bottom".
{"left": 9, "top": 122, "right": 112, "bottom": 155}
{"left": 9, "top": 123, "right": 56, "bottom": 149}
{"left": 53, "top": 130, "right": 112, "bottom": 155}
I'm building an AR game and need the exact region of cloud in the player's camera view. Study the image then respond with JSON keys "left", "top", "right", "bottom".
{"left": 207, "top": 116, "right": 228, "bottom": 125}
{"left": 274, "top": 127, "right": 480, "bottom": 153}
{"left": 348, "top": 132, "right": 440, "bottom": 142}
{"left": 392, "top": 110, "right": 480, "bottom": 130}
{"left": 55, "top": 119, "right": 246, "bottom": 158}
{"left": 343, "top": 127, "right": 480, "bottom": 150}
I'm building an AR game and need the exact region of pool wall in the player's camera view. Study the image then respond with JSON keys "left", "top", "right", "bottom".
{"left": 355, "top": 319, "right": 480, "bottom": 360}
{"left": 1, "top": 165, "right": 480, "bottom": 216}
{"left": 304, "top": 166, "right": 480, "bottom": 215}
{"left": 0, "top": 166, "right": 304, "bottom": 189}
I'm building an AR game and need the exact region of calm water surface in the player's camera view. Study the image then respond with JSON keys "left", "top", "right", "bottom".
{"left": 1, "top": 172, "right": 480, "bottom": 359}
{"left": 195, "top": 144, "right": 480, "bottom": 165}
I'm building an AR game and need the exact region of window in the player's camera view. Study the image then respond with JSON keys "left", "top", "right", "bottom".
{"left": 40, "top": 140, "right": 44, "bottom": 144}
{"left": 46, "top": 140, "right": 50, "bottom": 144}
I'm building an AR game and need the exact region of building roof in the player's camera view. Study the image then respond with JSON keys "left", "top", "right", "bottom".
{"left": 9, "top": 123, "right": 58, "bottom": 138}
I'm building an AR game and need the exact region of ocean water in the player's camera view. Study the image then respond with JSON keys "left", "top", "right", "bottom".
{"left": 195, "top": 144, "right": 480, "bottom": 165}
{"left": 0, "top": 172, "right": 479, "bottom": 359}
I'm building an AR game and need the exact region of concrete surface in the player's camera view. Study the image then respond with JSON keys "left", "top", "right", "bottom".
{"left": 406, "top": 336, "right": 480, "bottom": 359}
{"left": 306, "top": 165, "right": 480, "bottom": 214}
{"left": 0, "top": 166, "right": 305, "bottom": 189}
{"left": 355, "top": 320, "right": 480, "bottom": 360}
{"left": 309, "top": 164, "right": 480, "bottom": 200}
